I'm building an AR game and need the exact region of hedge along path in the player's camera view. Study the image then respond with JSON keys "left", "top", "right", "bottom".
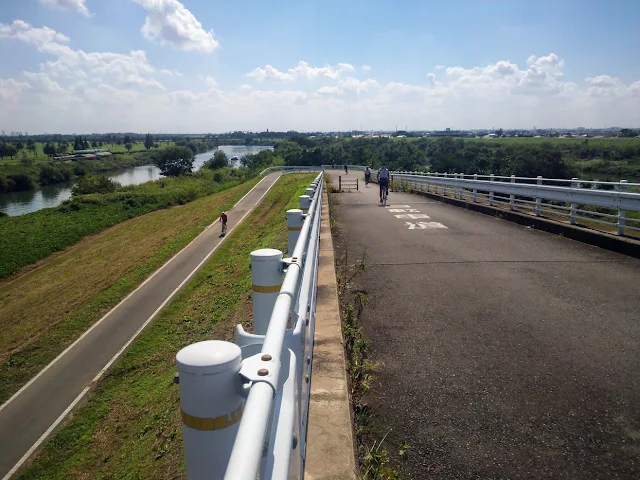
{"left": 14, "top": 173, "right": 315, "bottom": 480}
{"left": 0, "top": 179, "right": 259, "bottom": 404}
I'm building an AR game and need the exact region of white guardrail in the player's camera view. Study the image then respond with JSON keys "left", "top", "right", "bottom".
{"left": 176, "top": 173, "right": 323, "bottom": 480}
{"left": 382, "top": 171, "right": 640, "bottom": 236}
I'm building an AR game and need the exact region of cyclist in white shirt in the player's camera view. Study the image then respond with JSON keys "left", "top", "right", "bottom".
{"left": 378, "top": 165, "right": 389, "bottom": 202}
{"left": 364, "top": 166, "right": 371, "bottom": 184}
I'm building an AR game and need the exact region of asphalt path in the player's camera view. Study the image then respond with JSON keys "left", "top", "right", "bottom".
{"left": 0, "top": 173, "right": 281, "bottom": 479}
{"left": 328, "top": 170, "right": 640, "bottom": 479}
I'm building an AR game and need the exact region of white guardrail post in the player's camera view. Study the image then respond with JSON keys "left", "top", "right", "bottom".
{"left": 473, "top": 174, "right": 478, "bottom": 202}
{"left": 287, "top": 210, "right": 304, "bottom": 256}
{"left": 618, "top": 180, "right": 628, "bottom": 235}
{"left": 176, "top": 340, "right": 244, "bottom": 480}
{"left": 299, "top": 194, "right": 311, "bottom": 214}
{"left": 489, "top": 174, "right": 495, "bottom": 206}
{"left": 251, "top": 249, "right": 284, "bottom": 335}
{"left": 570, "top": 178, "right": 579, "bottom": 225}
{"left": 536, "top": 176, "right": 543, "bottom": 216}
{"left": 509, "top": 175, "right": 516, "bottom": 210}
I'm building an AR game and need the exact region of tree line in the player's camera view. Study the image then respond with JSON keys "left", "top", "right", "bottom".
{"left": 272, "top": 136, "right": 640, "bottom": 179}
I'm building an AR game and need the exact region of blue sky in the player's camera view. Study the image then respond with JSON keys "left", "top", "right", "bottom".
{"left": 0, "top": 0, "right": 639, "bottom": 133}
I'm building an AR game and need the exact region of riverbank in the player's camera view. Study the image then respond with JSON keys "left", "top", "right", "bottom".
{"left": 8, "top": 174, "right": 313, "bottom": 479}
{"left": 0, "top": 145, "right": 275, "bottom": 216}
{"left": 0, "top": 166, "right": 259, "bottom": 280}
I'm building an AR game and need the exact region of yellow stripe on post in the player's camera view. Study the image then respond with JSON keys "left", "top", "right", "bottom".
{"left": 252, "top": 283, "right": 282, "bottom": 293}
{"left": 182, "top": 404, "right": 243, "bottom": 431}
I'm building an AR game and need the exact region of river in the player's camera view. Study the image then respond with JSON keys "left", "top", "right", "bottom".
{"left": 0, "top": 146, "right": 273, "bottom": 216}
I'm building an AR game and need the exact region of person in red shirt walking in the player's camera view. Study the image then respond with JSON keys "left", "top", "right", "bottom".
{"left": 220, "top": 211, "right": 228, "bottom": 236}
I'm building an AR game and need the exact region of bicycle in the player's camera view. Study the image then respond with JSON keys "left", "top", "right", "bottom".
{"left": 380, "top": 183, "right": 389, "bottom": 206}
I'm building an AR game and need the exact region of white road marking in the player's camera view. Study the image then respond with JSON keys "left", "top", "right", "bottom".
{"left": 395, "top": 213, "right": 431, "bottom": 220}
{"left": 385, "top": 205, "right": 411, "bottom": 209}
{"left": 405, "top": 221, "right": 448, "bottom": 230}
{"left": 0, "top": 174, "right": 281, "bottom": 480}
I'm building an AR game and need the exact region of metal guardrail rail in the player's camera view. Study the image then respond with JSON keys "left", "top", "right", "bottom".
{"left": 380, "top": 171, "right": 640, "bottom": 236}
{"left": 176, "top": 174, "right": 323, "bottom": 480}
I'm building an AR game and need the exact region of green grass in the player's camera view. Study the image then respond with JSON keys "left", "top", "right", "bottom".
{"left": 0, "top": 169, "right": 249, "bottom": 279}
{"left": 0, "top": 177, "right": 260, "bottom": 403}
{"left": 14, "top": 174, "right": 315, "bottom": 479}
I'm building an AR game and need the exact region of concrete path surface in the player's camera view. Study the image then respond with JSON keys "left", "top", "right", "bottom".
{"left": 326, "top": 170, "right": 640, "bottom": 479}
{"left": 305, "top": 190, "right": 357, "bottom": 480}
{"left": 0, "top": 173, "right": 281, "bottom": 479}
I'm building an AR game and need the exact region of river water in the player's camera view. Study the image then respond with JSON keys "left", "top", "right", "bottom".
{"left": 0, "top": 146, "right": 273, "bottom": 216}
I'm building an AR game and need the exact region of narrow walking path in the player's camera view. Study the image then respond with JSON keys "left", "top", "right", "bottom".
{"left": 326, "top": 169, "right": 640, "bottom": 479}
{"left": 0, "top": 173, "right": 281, "bottom": 479}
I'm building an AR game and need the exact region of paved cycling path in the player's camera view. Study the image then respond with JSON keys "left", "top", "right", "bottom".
{"left": 0, "top": 173, "right": 281, "bottom": 479}
{"left": 327, "top": 170, "right": 640, "bottom": 479}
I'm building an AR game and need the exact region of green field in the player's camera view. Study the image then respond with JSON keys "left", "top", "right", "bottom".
{"left": 0, "top": 168, "right": 250, "bottom": 279}
{"left": 13, "top": 174, "right": 314, "bottom": 479}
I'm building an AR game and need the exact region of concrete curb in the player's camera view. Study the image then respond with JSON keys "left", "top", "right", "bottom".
{"left": 410, "top": 188, "right": 640, "bottom": 259}
{"left": 304, "top": 191, "right": 357, "bottom": 480}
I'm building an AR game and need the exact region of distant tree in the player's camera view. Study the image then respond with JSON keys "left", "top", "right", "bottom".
{"left": 619, "top": 128, "right": 638, "bottom": 138}
{"left": 154, "top": 146, "right": 195, "bottom": 176}
{"left": 15, "top": 141, "right": 24, "bottom": 151}
{"left": 73, "top": 136, "right": 82, "bottom": 151}
{"left": 91, "top": 141, "right": 98, "bottom": 149}
{"left": 203, "top": 150, "right": 229, "bottom": 169}
{"left": 116, "top": 139, "right": 123, "bottom": 145}
{"left": 27, "top": 138, "right": 37, "bottom": 153}
{"left": 123, "top": 134, "right": 132, "bottom": 144}
{"left": 58, "top": 143, "right": 68, "bottom": 155}
{"left": 82, "top": 137, "right": 89, "bottom": 149}
{"left": 124, "top": 142, "right": 132, "bottom": 154}
{"left": 43, "top": 142, "right": 57, "bottom": 157}
{"left": 144, "top": 133, "right": 154, "bottom": 150}
{"left": 496, "top": 128, "right": 504, "bottom": 137}
{"left": 72, "top": 175, "right": 120, "bottom": 196}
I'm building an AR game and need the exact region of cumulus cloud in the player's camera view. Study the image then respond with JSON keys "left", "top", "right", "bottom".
{"left": 0, "top": 50, "right": 638, "bottom": 133}
{"left": 0, "top": 78, "right": 31, "bottom": 102}
{"left": 133, "top": 0, "right": 219, "bottom": 52}
{"left": 0, "top": 20, "right": 70, "bottom": 44}
{"left": 362, "top": 65, "right": 372, "bottom": 71}
{"left": 246, "top": 61, "right": 356, "bottom": 82}
{"left": 39, "top": 0, "right": 90, "bottom": 17}
{"left": 0, "top": 20, "right": 165, "bottom": 90}
{"left": 161, "top": 69, "right": 183, "bottom": 76}
{"left": 199, "top": 75, "right": 218, "bottom": 88}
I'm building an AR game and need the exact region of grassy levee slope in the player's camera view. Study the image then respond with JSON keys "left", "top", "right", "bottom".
{"left": 15, "top": 173, "right": 314, "bottom": 479}
{"left": 0, "top": 171, "right": 246, "bottom": 280}
{"left": 0, "top": 178, "right": 260, "bottom": 404}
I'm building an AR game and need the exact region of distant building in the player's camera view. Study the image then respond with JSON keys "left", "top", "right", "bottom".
{"left": 431, "top": 128, "right": 468, "bottom": 137}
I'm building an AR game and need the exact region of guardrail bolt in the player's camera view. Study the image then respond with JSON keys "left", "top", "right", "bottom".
{"left": 261, "top": 354, "right": 272, "bottom": 361}
{"left": 258, "top": 368, "right": 269, "bottom": 376}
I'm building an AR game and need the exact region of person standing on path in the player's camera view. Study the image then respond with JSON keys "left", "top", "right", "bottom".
{"left": 220, "top": 211, "right": 228, "bottom": 236}
{"left": 364, "top": 166, "right": 371, "bottom": 185}
{"left": 344, "top": 164, "right": 348, "bottom": 175}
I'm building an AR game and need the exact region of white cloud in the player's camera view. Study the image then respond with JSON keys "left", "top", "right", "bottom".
{"left": 39, "top": 0, "right": 90, "bottom": 17}
{"left": 161, "top": 69, "right": 183, "bottom": 76}
{"left": 246, "top": 61, "right": 356, "bottom": 82}
{"left": 0, "top": 51, "right": 639, "bottom": 133}
{"left": 0, "top": 20, "right": 70, "bottom": 44}
{"left": 199, "top": 75, "right": 218, "bottom": 88}
{"left": 0, "top": 21, "right": 164, "bottom": 90}
{"left": 246, "top": 65, "right": 295, "bottom": 82}
{"left": 133, "top": 0, "right": 219, "bottom": 52}
{"left": 362, "top": 65, "right": 372, "bottom": 71}
{"left": 0, "top": 78, "right": 31, "bottom": 102}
